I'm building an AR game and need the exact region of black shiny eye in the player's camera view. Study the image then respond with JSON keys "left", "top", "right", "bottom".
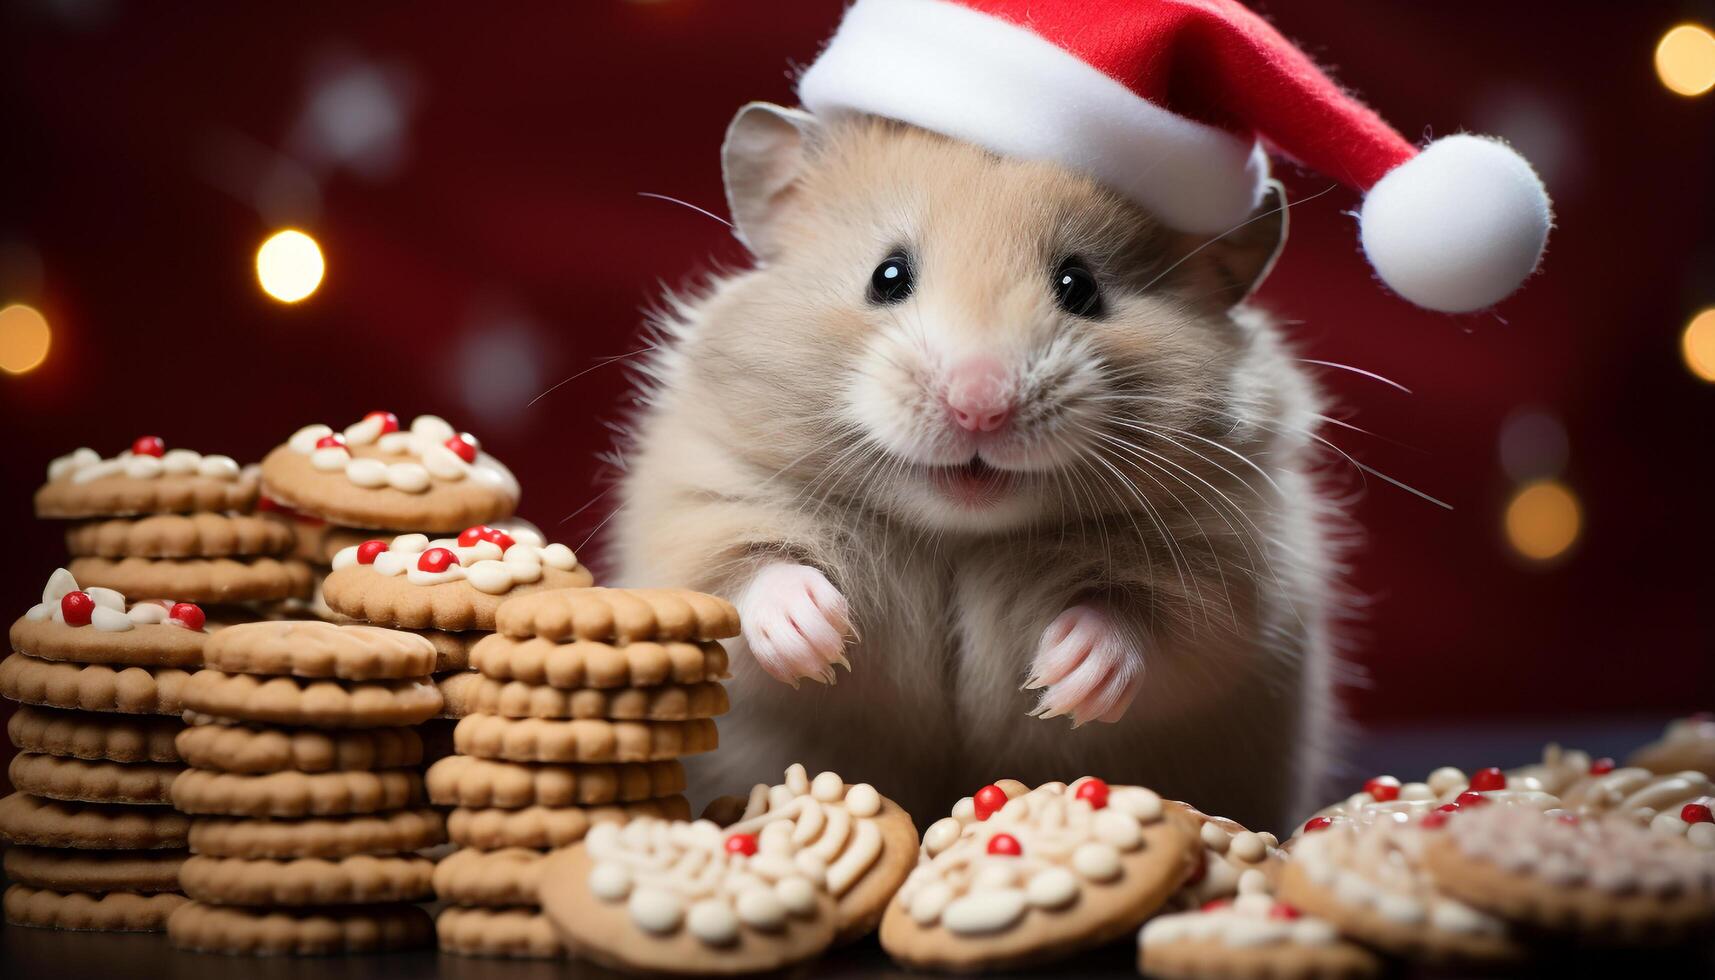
{"left": 868, "top": 253, "right": 914, "bottom": 305}
{"left": 1052, "top": 258, "right": 1102, "bottom": 317}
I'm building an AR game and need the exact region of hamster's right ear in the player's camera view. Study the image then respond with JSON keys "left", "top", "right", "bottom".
{"left": 722, "top": 102, "right": 821, "bottom": 262}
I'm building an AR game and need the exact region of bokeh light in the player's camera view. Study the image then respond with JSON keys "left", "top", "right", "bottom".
{"left": 1504, "top": 479, "right": 1582, "bottom": 562}
{"left": 1655, "top": 23, "right": 1715, "bottom": 97}
{"left": 256, "top": 229, "right": 325, "bottom": 303}
{"left": 0, "top": 303, "right": 52, "bottom": 375}
{"left": 1681, "top": 307, "right": 1715, "bottom": 382}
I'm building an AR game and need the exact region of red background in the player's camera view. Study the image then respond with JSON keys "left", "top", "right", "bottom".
{"left": 1, "top": 0, "right": 1711, "bottom": 755}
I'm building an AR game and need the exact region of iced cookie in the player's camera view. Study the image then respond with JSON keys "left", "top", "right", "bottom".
{"left": 180, "top": 670, "right": 443, "bottom": 728}
{"left": 1165, "top": 802, "right": 1287, "bottom": 908}
{"left": 1423, "top": 804, "right": 1715, "bottom": 942}
{"left": 433, "top": 847, "right": 550, "bottom": 906}
{"left": 187, "top": 809, "right": 446, "bottom": 860}
{"left": 881, "top": 778, "right": 1199, "bottom": 972}
{"left": 8, "top": 705, "right": 183, "bottom": 763}
{"left": 1630, "top": 714, "right": 1715, "bottom": 778}
{"left": 36, "top": 440, "right": 255, "bottom": 518}
{"left": 452, "top": 714, "right": 718, "bottom": 763}
{"left": 463, "top": 677, "right": 731, "bottom": 720}
{"left": 0, "top": 793, "right": 190, "bottom": 849}
{"left": 10, "top": 567, "right": 209, "bottom": 667}
{"left": 426, "top": 755, "right": 686, "bottom": 808}
{"left": 1508, "top": 743, "right": 1603, "bottom": 796}
{"left": 1138, "top": 870, "right": 1382, "bottom": 980}
{"left": 496, "top": 586, "right": 739, "bottom": 643}
{"left": 3, "top": 846, "right": 186, "bottom": 893}
{"left": 202, "top": 619, "right": 437, "bottom": 679}
{"left": 540, "top": 817, "right": 840, "bottom": 974}
{"left": 168, "top": 900, "right": 434, "bottom": 955}
{"left": 68, "top": 555, "right": 313, "bottom": 604}
{"left": 1293, "top": 765, "right": 1558, "bottom": 837}
{"left": 176, "top": 723, "right": 423, "bottom": 773}
{"left": 0, "top": 653, "right": 192, "bottom": 715}
{"left": 471, "top": 635, "right": 730, "bottom": 689}
{"left": 66, "top": 512, "right": 292, "bottom": 559}
{"left": 5, "top": 884, "right": 187, "bottom": 932}
{"left": 8, "top": 752, "right": 182, "bottom": 805}
{"left": 170, "top": 768, "right": 424, "bottom": 818}
{"left": 180, "top": 853, "right": 435, "bottom": 906}
{"left": 437, "top": 905, "right": 563, "bottom": 959}
{"left": 447, "top": 797, "right": 692, "bottom": 850}
{"left": 1560, "top": 765, "right": 1714, "bottom": 823}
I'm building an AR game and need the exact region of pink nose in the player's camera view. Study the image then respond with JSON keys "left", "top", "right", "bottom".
{"left": 944, "top": 357, "right": 1015, "bottom": 433}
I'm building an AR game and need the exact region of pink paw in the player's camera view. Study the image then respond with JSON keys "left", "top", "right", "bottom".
{"left": 737, "top": 563, "right": 856, "bottom": 687}
{"left": 1024, "top": 604, "right": 1144, "bottom": 726}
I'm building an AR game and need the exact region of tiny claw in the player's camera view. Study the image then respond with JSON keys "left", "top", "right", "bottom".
{"left": 832, "top": 651, "right": 852, "bottom": 672}
{"left": 1021, "top": 673, "right": 1045, "bottom": 691}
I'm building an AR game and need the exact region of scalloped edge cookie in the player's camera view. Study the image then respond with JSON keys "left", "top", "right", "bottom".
{"left": 68, "top": 555, "right": 313, "bottom": 603}
{"left": 447, "top": 797, "right": 691, "bottom": 850}
{"left": 437, "top": 905, "right": 563, "bottom": 959}
{"left": 462, "top": 677, "right": 730, "bottom": 721}
{"left": 170, "top": 768, "right": 424, "bottom": 818}
{"left": 469, "top": 635, "right": 730, "bottom": 689}
{"left": 202, "top": 620, "right": 437, "bottom": 679}
{"left": 452, "top": 714, "right": 718, "bottom": 763}
{"left": 0, "top": 653, "right": 191, "bottom": 715}
{"left": 181, "top": 853, "right": 435, "bottom": 906}
{"left": 9, "top": 614, "right": 207, "bottom": 668}
{"left": 8, "top": 752, "right": 183, "bottom": 805}
{"left": 65, "top": 513, "right": 293, "bottom": 559}
{"left": 426, "top": 755, "right": 686, "bottom": 808}
{"left": 8, "top": 705, "right": 183, "bottom": 763}
{"left": 175, "top": 722, "right": 423, "bottom": 773}
{"left": 3, "top": 846, "right": 187, "bottom": 893}
{"left": 321, "top": 562, "right": 593, "bottom": 632}
{"left": 187, "top": 808, "right": 446, "bottom": 859}
{"left": 495, "top": 586, "right": 739, "bottom": 642}
{"left": 0, "top": 792, "right": 189, "bottom": 849}
{"left": 181, "top": 670, "right": 443, "bottom": 728}
{"left": 5, "top": 883, "right": 188, "bottom": 932}
{"left": 168, "top": 900, "right": 434, "bottom": 955}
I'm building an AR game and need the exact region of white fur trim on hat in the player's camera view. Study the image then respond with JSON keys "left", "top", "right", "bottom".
{"left": 1359, "top": 134, "right": 1552, "bottom": 313}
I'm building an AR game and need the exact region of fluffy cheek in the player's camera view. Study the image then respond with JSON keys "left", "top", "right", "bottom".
{"left": 844, "top": 331, "right": 968, "bottom": 465}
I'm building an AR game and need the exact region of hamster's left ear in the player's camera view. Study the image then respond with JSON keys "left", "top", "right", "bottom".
{"left": 721, "top": 102, "right": 822, "bottom": 263}
{"left": 1167, "top": 179, "right": 1288, "bottom": 310}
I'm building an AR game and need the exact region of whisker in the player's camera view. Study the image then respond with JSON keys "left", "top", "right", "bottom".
{"left": 530, "top": 345, "right": 659, "bottom": 408}
{"left": 1297, "top": 359, "right": 1412, "bottom": 395}
{"left": 636, "top": 191, "right": 732, "bottom": 228}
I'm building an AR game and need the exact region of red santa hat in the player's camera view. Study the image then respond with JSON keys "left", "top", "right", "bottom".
{"left": 797, "top": 0, "right": 1553, "bottom": 314}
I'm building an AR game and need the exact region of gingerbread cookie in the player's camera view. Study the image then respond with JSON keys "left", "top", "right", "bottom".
{"left": 180, "top": 669, "right": 443, "bottom": 728}
{"left": 8, "top": 705, "right": 182, "bottom": 763}
{"left": 426, "top": 755, "right": 686, "bottom": 808}
{"left": 437, "top": 905, "right": 563, "bottom": 959}
{"left": 470, "top": 635, "right": 730, "bottom": 689}
{"left": 180, "top": 853, "right": 435, "bottom": 907}
{"left": 416, "top": 627, "right": 480, "bottom": 672}
{"left": 881, "top": 778, "right": 1199, "bottom": 972}
{"left": 1560, "top": 765, "right": 1714, "bottom": 822}
{"left": 452, "top": 714, "right": 717, "bottom": 763}
{"left": 433, "top": 847, "right": 549, "bottom": 906}
{"left": 66, "top": 512, "right": 292, "bottom": 559}
{"left": 187, "top": 809, "right": 446, "bottom": 859}
{"left": 202, "top": 619, "right": 438, "bottom": 679}
{"left": 5, "top": 884, "right": 187, "bottom": 932}
{"left": 495, "top": 586, "right": 739, "bottom": 643}
{"left": 0, "top": 653, "right": 191, "bottom": 715}
{"left": 8, "top": 752, "right": 182, "bottom": 805}
{"left": 36, "top": 441, "right": 256, "bottom": 518}
{"left": 1630, "top": 714, "right": 1715, "bottom": 778}
{"left": 436, "top": 669, "right": 483, "bottom": 718}
{"left": 464, "top": 677, "right": 730, "bottom": 720}
{"left": 448, "top": 797, "right": 692, "bottom": 850}
{"left": 1294, "top": 765, "right": 1559, "bottom": 837}
{"left": 541, "top": 818, "right": 840, "bottom": 974}
{"left": 1139, "top": 869, "right": 1382, "bottom": 980}
{"left": 168, "top": 900, "right": 434, "bottom": 955}
{"left": 3, "top": 846, "right": 186, "bottom": 893}
{"left": 170, "top": 768, "right": 423, "bottom": 818}
{"left": 1165, "top": 802, "right": 1287, "bottom": 908}
{"left": 0, "top": 793, "right": 189, "bottom": 849}
{"left": 11, "top": 568, "right": 211, "bottom": 667}
{"left": 67, "top": 555, "right": 313, "bottom": 604}
{"left": 322, "top": 527, "right": 592, "bottom": 631}
{"left": 176, "top": 722, "right": 423, "bottom": 774}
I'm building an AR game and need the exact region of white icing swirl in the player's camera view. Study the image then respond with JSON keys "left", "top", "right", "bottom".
{"left": 1141, "top": 871, "right": 1339, "bottom": 950}
{"left": 22, "top": 568, "right": 203, "bottom": 634}
{"left": 287, "top": 414, "right": 519, "bottom": 499}
{"left": 48, "top": 446, "right": 240, "bottom": 484}
{"left": 1290, "top": 817, "right": 1506, "bottom": 938}
{"left": 732, "top": 765, "right": 887, "bottom": 898}
{"left": 330, "top": 525, "right": 579, "bottom": 595}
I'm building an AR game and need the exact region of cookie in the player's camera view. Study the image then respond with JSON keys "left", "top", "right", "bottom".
{"left": 170, "top": 768, "right": 424, "bottom": 818}
{"left": 448, "top": 797, "right": 693, "bottom": 849}
{"left": 1423, "top": 804, "right": 1715, "bottom": 942}
{"left": 433, "top": 847, "right": 550, "bottom": 906}
{"left": 0, "top": 793, "right": 189, "bottom": 849}
{"left": 417, "top": 627, "right": 479, "bottom": 672}
{"left": 496, "top": 586, "right": 739, "bottom": 643}
{"left": 181, "top": 669, "right": 443, "bottom": 728}
{"left": 437, "top": 905, "right": 563, "bottom": 959}
{"left": 180, "top": 853, "right": 435, "bottom": 906}
{"left": 259, "top": 413, "right": 520, "bottom": 532}
{"left": 68, "top": 555, "right": 314, "bottom": 604}
{"left": 5, "top": 883, "right": 188, "bottom": 932}
{"left": 8, "top": 705, "right": 182, "bottom": 763}
{"left": 176, "top": 723, "right": 423, "bottom": 773}
{"left": 469, "top": 635, "right": 731, "bottom": 689}
{"left": 464, "top": 676, "right": 731, "bottom": 720}
{"left": 1294, "top": 765, "right": 1559, "bottom": 837}
{"left": 36, "top": 443, "right": 256, "bottom": 518}
{"left": 11, "top": 568, "right": 210, "bottom": 666}
{"left": 426, "top": 755, "right": 686, "bottom": 808}
{"left": 1561, "top": 765, "right": 1715, "bottom": 822}
{"left": 1630, "top": 714, "right": 1715, "bottom": 778}
{"left": 8, "top": 752, "right": 182, "bottom": 805}
{"left": 1138, "top": 869, "right": 1382, "bottom": 980}
{"left": 0, "top": 652, "right": 191, "bottom": 715}
{"left": 66, "top": 512, "right": 293, "bottom": 559}
{"left": 880, "top": 778, "right": 1200, "bottom": 972}
{"left": 437, "top": 669, "right": 483, "bottom": 718}
{"left": 540, "top": 818, "right": 840, "bottom": 974}
{"left": 167, "top": 900, "right": 434, "bottom": 955}
{"left": 187, "top": 809, "right": 446, "bottom": 859}
{"left": 322, "top": 528, "right": 592, "bottom": 631}
{"left": 727, "top": 763, "right": 919, "bottom": 944}
{"left": 202, "top": 619, "right": 438, "bottom": 679}
{"left": 3, "top": 846, "right": 186, "bottom": 893}
{"left": 452, "top": 714, "right": 718, "bottom": 763}
{"left": 1165, "top": 802, "right": 1287, "bottom": 908}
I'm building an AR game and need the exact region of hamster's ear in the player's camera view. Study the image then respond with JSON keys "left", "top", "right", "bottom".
{"left": 722, "top": 102, "right": 820, "bottom": 262}
{"left": 1167, "top": 180, "right": 1289, "bottom": 309}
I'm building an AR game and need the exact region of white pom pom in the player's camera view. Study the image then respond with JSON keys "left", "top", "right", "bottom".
{"left": 1359, "top": 134, "right": 1551, "bottom": 313}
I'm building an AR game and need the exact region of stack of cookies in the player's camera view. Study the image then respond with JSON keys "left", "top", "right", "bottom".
{"left": 166, "top": 620, "right": 446, "bottom": 955}
{"left": 427, "top": 587, "right": 736, "bottom": 959}
{"left": 0, "top": 567, "right": 208, "bottom": 933}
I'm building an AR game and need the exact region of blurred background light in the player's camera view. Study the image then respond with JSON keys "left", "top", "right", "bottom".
{"left": 1656, "top": 23, "right": 1715, "bottom": 97}
{"left": 256, "top": 229, "right": 324, "bottom": 303}
{"left": 0, "top": 303, "right": 51, "bottom": 375}
{"left": 1504, "top": 479, "right": 1582, "bottom": 562}
{"left": 1682, "top": 307, "right": 1715, "bottom": 382}
{"left": 1497, "top": 407, "right": 1569, "bottom": 482}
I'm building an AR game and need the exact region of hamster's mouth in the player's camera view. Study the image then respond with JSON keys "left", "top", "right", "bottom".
{"left": 926, "top": 457, "right": 1018, "bottom": 507}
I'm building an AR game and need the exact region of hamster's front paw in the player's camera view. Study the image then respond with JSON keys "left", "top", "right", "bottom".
{"left": 737, "top": 562, "right": 856, "bottom": 688}
{"left": 1025, "top": 603, "right": 1144, "bottom": 727}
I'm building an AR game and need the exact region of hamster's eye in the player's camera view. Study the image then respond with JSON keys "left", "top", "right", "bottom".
{"left": 1052, "top": 258, "right": 1102, "bottom": 318}
{"left": 868, "top": 253, "right": 914, "bottom": 305}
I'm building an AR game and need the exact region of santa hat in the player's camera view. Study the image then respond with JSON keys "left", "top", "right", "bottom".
{"left": 797, "top": 0, "right": 1552, "bottom": 314}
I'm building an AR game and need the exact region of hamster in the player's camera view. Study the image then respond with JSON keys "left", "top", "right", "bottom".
{"left": 612, "top": 103, "right": 1344, "bottom": 832}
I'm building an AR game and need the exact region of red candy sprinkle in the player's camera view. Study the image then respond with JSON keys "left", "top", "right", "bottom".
{"left": 1681, "top": 803, "right": 1714, "bottom": 825}
{"left": 356, "top": 540, "right": 389, "bottom": 565}
{"left": 724, "top": 833, "right": 758, "bottom": 856}
{"left": 973, "top": 784, "right": 1009, "bottom": 822}
{"left": 1268, "top": 903, "right": 1302, "bottom": 920}
{"left": 986, "top": 834, "right": 1022, "bottom": 857}
{"left": 170, "top": 603, "right": 205, "bottom": 631}
{"left": 1302, "top": 816, "right": 1334, "bottom": 834}
{"left": 364, "top": 410, "right": 401, "bottom": 434}
{"left": 445, "top": 434, "right": 477, "bottom": 463}
{"left": 1420, "top": 811, "right": 1451, "bottom": 830}
{"left": 1199, "top": 899, "right": 1231, "bottom": 912}
{"left": 1455, "top": 791, "right": 1491, "bottom": 808}
{"left": 1074, "top": 778, "right": 1110, "bottom": 810}
{"left": 1364, "top": 776, "right": 1401, "bottom": 802}
{"left": 1436, "top": 803, "right": 1461, "bottom": 813}
{"left": 1469, "top": 768, "right": 1507, "bottom": 792}
{"left": 315, "top": 434, "right": 347, "bottom": 451}
{"left": 60, "top": 591, "right": 95, "bottom": 626}
{"left": 130, "top": 435, "right": 165, "bottom": 457}
{"left": 1588, "top": 758, "right": 1617, "bottom": 776}
{"left": 418, "top": 548, "right": 457, "bottom": 573}
{"left": 458, "top": 525, "right": 517, "bottom": 551}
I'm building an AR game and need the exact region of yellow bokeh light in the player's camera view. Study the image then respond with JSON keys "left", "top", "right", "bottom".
{"left": 1504, "top": 479, "right": 1581, "bottom": 562}
{"left": 1656, "top": 23, "right": 1715, "bottom": 96}
{"left": 256, "top": 229, "right": 325, "bottom": 303}
{"left": 1682, "top": 308, "right": 1715, "bottom": 382}
{"left": 0, "top": 303, "right": 52, "bottom": 375}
